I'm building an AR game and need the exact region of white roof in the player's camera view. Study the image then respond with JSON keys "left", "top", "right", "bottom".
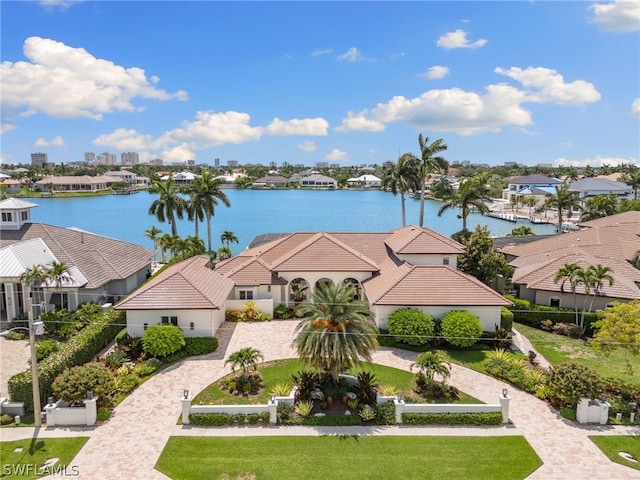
{"left": 347, "top": 174, "right": 382, "bottom": 182}
{"left": 0, "top": 198, "right": 38, "bottom": 210}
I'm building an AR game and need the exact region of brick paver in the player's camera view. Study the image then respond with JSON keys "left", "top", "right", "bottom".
{"left": 3, "top": 321, "right": 638, "bottom": 479}
{"left": 0, "top": 337, "right": 31, "bottom": 398}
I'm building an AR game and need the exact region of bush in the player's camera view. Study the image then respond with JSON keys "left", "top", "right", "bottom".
{"left": 401, "top": 412, "right": 502, "bottom": 425}
{"left": 546, "top": 362, "right": 605, "bottom": 407}
{"left": 36, "top": 338, "right": 60, "bottom": 362}
{"left": 52, "top": 362, "right": 114, "bottom": 405}
{"left": 9, "top": 309, "right": 125, "bottom": 411}
{"left": 441, "top": 311, "right": 483, "bottom": 348}
{"left": 374, "top": 400, "right": 396, "bottom": 425}
{"left": 247, "top": 413, "right": 260, "bottom": 424}
{"left": 503, "top": 294, "right": 598, "bottom": 333}
{"left": 1, "top": 413, "right": 14, "bottom": 425}
{"left": 500, "top": 307, "right": 514, "bottom": 332}
{"left": 113, "top": 374, "right": 140, "bottom": 395}
{"left": 133, "top": 358, "right": 160, "bottom": 377}
{"left": 102, "top": 350, "right": 127, "bottom": 369}
{"left": 285, "top": 414, "right": 362, "bottom": 426}
{"left": 97, "top": 407, "right": 111, "bottom": 422}
{"left": 552, "top": 322, "right": 581, "bottom": 339}
{"left": 142, "top": 324, "right": 185, "bottom": 358}
{"left": 387, "top": 308, "right": 435, "bottom": 346}
{"left": 5, "top": 330, "right": 26, "bottom": 340}
{"left": 183, "top": 337, "right": 219, "bottom": 356}
{"left": 189, "top": 413, "right": 230, "bottom": 426}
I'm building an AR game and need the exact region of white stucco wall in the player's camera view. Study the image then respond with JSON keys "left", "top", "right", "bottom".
{"left": 225, "top": 299, "right": 274, "bottom": 317}
{"left": 373, "top": 305, "right": 502, "bottom": 331}
{"left": 395, "top": 253, "right": 458, "bottom": 269}
{"left": 533, "top": 290, "right": 624, "bottom": 311}
{"left": 125, "top": 309, "right": 224, "bottom": 338}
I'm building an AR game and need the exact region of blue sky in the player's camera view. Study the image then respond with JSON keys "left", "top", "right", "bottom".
{"left": 1, "top": 0, "right": 639, "bottom": 168}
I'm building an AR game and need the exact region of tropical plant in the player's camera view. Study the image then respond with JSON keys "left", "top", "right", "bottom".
{"left": 381, "top": 153, "right": 420, "bottom": 226}
{"left": 270, "top": 382, "right": 293, "bottom": 397}
{"left": 217, "top": 246, "right": 232, "bottom": 260}
{"left": 621, "top": 169, "right": 640, "bottom": 200}
{"left": 186, "top": 189, "right": 206, "bottom": 239}
{"left": 440, "top": 311, "right": 483, "bottom": 348}
{"left": 225, "top": 347, "right": 264, "bottom": 378}
{"left": 293, "top": 282, "right": 379, "bottom": 382}
{"left": 416, "top": 134, "right": 448, "bottom": 227}
{"left": 411, "top": 351, "right": 451, "bottom": 387}
{"left": 546, "top": 362, "right": 604, "bottom": 407}
{"left": 553, "top": 263, "right": 582, "bottom": 325}
{"left": 220, "top": 230, "right": 239, "bottom": 251}
{"left": 523, "top": 195, "right": 538, "bottom": 216}
{"left": 141, "top": 324, "right": 186, "bottom": 358}
{"left": 47, "top": 261, "right": 73, "bottom": 309}
{"left": 144, "top": 226, "right": 163, "bottom": 262}
{"left": 290, "top": 370, "right": 319, "bottom": 402}
{"left": 294, "top": 400, "right": 314, "bottom": 417}
{"left": 579, "top": 194, "right": 618, "bottom": 222}
{"left": 148, "top": 176, "right": 187, "bottom": 237}
{"left": 387, "top": 308, "right": 434, "bottom": 346}
{"left": 51, "top": 362, "right": 114, "bottom": 406}
{"left": 545, "top": 184, "right": 580, "bottom": 234}
{"left": 20, "top": 263, "right": 49, "bottom": 309}
{"left": 191, "top": 170, "right": 231, "bottom": 252}
{"left": 456, "top": 225, "right": 514, "bottom": 289}
{"left": 354, "top": 371, "right": 378, "bottom": 405}
{"left": 506, "top": 225, "right": 534, "bottom": 237}
{"left": 359, "top": 405, "right": 377, "bottom": 421}
{"left": 437, "top": 175, "right": 491, "bottom": 231}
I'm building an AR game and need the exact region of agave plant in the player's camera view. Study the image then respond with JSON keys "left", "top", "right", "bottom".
{"left": 270, "top": 382, "right": 293, "bottom": 397}
{"left": 378, "top": 384, "right": 399, "bottom": 397}
{"left": 294, "top": 400, "right": 314, "bottom": 418}
{"left": 359, "top": 405, "right": 376, "bottom": 421}
{"left": 485, "top": 348, "right": 513, "bottom": 362}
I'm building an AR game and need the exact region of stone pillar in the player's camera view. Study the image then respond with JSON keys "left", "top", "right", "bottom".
{"left": 599, "top": 401, "right": 610, "bottom": 425}
{"left": 44, "top": 401, "right": 57, "bottom": 426}
{"left": 83, "top": 396, "right": 97, "bottom": 426}
{"left": 268, "top": 399, "right": 278, "bottom": 424}
{"left": 394, "top": 397, "right": 405, "bottom": 424}
{"left": 181, "top": 396, "right": 192, "bottom": 425}
{"left": 499, "top": 393, "right": 511, "bottom": 424}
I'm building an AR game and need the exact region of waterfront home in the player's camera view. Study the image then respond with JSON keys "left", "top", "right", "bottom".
{"left": 105, "top": 170, "right": 150, "bottom": 187}
{"left": 346, "top": 174, "right": 382, "bottom": 188}
{"left": 501, "top": 211, "right": 640, "bottom": 310}
{"left": 502, "top": 174, "right": 564, "bottom": 203}
{"left": 568, "top": 177, "right": 634, "bottom": 200}
{"left": 299, "top": 174, "right": 338, "bottom": 189}
{"left": 253, "top": 175, "right": 290, "bottom": 189}
{"left": 160, "top": 171, "right": 197, "bottom": 185}
{"left": 34, "top": 175, "right": 122, "bottom": 193}
{"left": 0, "top": 198, "right": 153, "bottom": 323}
{"left": 117, "top": 225, "right": 511, "bottom": 338}
{"left": 0, "top": 178, "right": 21, "bottom": 194}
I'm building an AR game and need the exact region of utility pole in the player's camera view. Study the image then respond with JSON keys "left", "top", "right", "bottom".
{"left": 27, "top": 298, "right": 42, "bottom": 427}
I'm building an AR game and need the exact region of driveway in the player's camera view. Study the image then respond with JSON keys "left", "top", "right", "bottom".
{"left": 0, "top": 337, "right": 30, "bottom": 398}
{"left": 4, "top": 321, "right": 638, "bottom": 479}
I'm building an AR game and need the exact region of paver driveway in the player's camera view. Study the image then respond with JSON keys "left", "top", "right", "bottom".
{"left": 5, "top": 320, "right": 639, "bottom": 479}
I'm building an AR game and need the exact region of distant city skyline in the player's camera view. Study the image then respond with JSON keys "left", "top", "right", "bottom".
{"left": 1, "top": 1, "right": 639, "bottom": 168}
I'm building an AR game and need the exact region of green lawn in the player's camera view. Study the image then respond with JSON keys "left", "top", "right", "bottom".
{"left": 589, "top": 436, "right": 640, "bottom": 471}
{"left": 0, "top": 437, "right": 89, "bottom": 480}
{"left": 193, "top": 358, "right": 481, "bottom": 406}
{"left": 156, "top": 436, "right": 542, "bottom": 480}
{"left": 514, "top": 323, "right": 640, "bottom": 386}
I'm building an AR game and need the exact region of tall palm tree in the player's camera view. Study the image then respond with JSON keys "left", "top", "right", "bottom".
{"left": 144, "top": 226, "right": 163, "bottom": 262}
{"left": 417, "top": 134, "right": 448, "bottom": 227}
{"left": 545, "top": 184, "right": 580, "bottom": 234}
{"left": 186, "top": 190, "right": 206, "bottom": 239}
{"left": 148, "top": 176, "right": 187, "bottom": 237}
{"left": 193, "top": 171, "right": 231, "bottom": 252}
{"left": 47, "top": 261, "right": 72, "bottom": 309}
{"left": 553, "top": 263, "right": 582, "bottom": 324}
{"left": 437, "top": 176, "right": 491, "bottom": 231}
{"left": 20, "top": 264, "right": 49, "bottom": 311}
{"left": 588, "top": 263, "right": 614, "bottom": 302}
{"left": 621, "top": 170, "right": 640, "bottom": 200}
{"left": 220, "top": 231, "right": 239, "bottom": 251}
{"left": 411, "top": 351, "right": 451, "bottom": 387}
{"left": 293, "top": 282, "right": 379, "bottom": 383}
{"left": 157, "top": 233, "right": 173, "bottom": 263}
{"left": 579, "top": 195, "right": 618, "bottom": 222}
{"left": 381, "top": 154, "right": 420, "bottom": 226}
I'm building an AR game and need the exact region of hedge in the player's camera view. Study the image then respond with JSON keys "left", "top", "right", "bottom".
{"left": 189, "top": 412, "right": 270, "bottom": 426}
{"left": 401, "top": 412, "right": 503, "bottom": 425}
{"left": 503, "top": 295, "right": 598, "bottom": 334}
{"left": 500, "top": 307, "right": 514, "bottom": 332}
{"left": 8, "top": 309, "right": 125, "bottom": 411}
{"left": 183, "top": 337, "right": 219, "bottom": 356}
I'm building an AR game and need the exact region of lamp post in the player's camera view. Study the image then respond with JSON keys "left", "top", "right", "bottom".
{"left": 26, "top": 298, "right": 42, "bottom": 427}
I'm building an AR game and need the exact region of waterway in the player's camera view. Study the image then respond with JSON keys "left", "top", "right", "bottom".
{"left": 27, "top": 190, "right": 555, "bottom": 254}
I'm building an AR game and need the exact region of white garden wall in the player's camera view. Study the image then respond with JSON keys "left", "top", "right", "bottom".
{"left": 126, "top": 309, "right": 225, "bottom": 338}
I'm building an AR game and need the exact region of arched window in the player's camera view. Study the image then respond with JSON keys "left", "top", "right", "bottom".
{"left": 314, "top": 278, "right": 334, "bottom": 293}
{"left": 341, "top": 278, "right": 362, "bottom": 300}
{"left": 289, "top": 278, "right": 309, "bottom": 304}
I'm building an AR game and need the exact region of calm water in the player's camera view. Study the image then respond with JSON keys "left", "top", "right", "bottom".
{"left": 28, "top": 190, "right": 555, "bottom": 254}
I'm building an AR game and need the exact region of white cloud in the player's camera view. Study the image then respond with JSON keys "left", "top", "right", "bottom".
{"left": 40, "top": 0, "right": 83, "bottom": 10}
{"left": 34, "top": 135, "right": 66, "bottom": 147}
{"left": 590, "top": 0, "right": 640, "bottom": 32}
{"left": 326, "top": 149, "right": 348, "bottom": 161}
{"left": 159, "top": 144, "right": 196, "bottom": 164}
{"left": 436, "top": 29, "right": 488, "bottom": 49}
{"left": 338, "top": 47, "right": 368, "bottom": 62}
{"left": 93, "top": 128, "right": 160, "bottom": 152}
{"left": 1, "top": 37, "right": 187, "bottom": 123}
{"left": 160, "top": 111, "right": 262, "bottom": 148}
{"left": 311, "top": 49, "right": 333, "bottom": 57}
{"left": 297, "top": 140, "right": 318, "bottom": 152}
{"left": 553, "top": 155, "right": 639, "bottom": 167}
{"left": 1, "top": 123, "right": 16, "bottom": 135}
{"left": 495, "top": 67, "right": 601, "bottom": 105}
{"left": 419, "top": 65, "right": 450, "bottom": 80}
{"left": 631, "top": 97, "right": 640, "bottom": 117}
{"left": 336, "top": 111, "right": 385, "bottom": 132}
{"left": 265, "top": 117, "right": 329, "bottom": 136}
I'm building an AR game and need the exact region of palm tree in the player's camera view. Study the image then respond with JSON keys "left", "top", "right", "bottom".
{"left": 220, "top": 231, "right": 239, "bottom": 252}
{"left": 192, "top": 171, "right": 231, "bottom": 252}
{"left": 588, "top": 264, "right": 614, "bottom": 306}
{"left": 621, "top": 170, "right": 640, "bottom": 200}
{"left": 144, "top": 226, "right": 163, "bottom": 262}
{"left": 20, "top": 264, "right": 49, "bottom": 311}
{"left": 48, "top": 261, "right": 72, "bottom": 309}
{"left": 545, "top": 184, "right": 580, "bottom": 234}
{"left": 148, "top": 176, "right": 187, "bottom": 237}
{"left": 523, "top": 196, "right": 538, "bottom": 216}
{"left": 411, "top": 351, "right": 451, "bottom": 387}
{"left": 217, "top": 246, "right": 232, "bottom": 260}
{"left": 225, "top": 347, "right": 264, "bottom": 380}
{"left": 553, "top": 263, "right": 582, "bottom": 324}
{"left": 186, "top": 190, "right": 206, "bottom": 239}
{"left": 579, "top": 195, "right": 618, "bottom": 222}
{"left": 182, "top": 236, "right": 205, "bottom": 259}
{"left": 293, "top": 282, "right": 379, "bottom": 383}
{"left": 381, "top": 154, "right": 420, "bottom": 226}
{"left": 417, "top": 134, "right": 448, "bottom": 227}
{"left": 157, "top": 233, "right": 173, "bottom": 263}
{"left": 437, "top": 176, "right": 491, "bottom": 231}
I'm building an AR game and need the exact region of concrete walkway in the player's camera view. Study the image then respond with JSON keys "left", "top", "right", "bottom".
{"left": 3, "top": 321, "right": 639, "bottom": 479}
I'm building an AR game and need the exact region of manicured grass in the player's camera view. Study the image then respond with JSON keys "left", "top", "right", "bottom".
{"left": 514, "top": 323, "right": 640, "bottom": 386}
{"left": 156, "top": 436, "right": 542, "bottom": 480}
{"left": 0, "top": 437, "right": 89, "bottom": 480}
{"left": 589, "top": 436, "right": 640, "bottom": 471}
{"left": 193, "top": 359, "right": 482, "bottom": 406}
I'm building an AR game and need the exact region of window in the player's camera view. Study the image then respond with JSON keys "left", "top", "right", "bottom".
{"left": 1, "top": 212, "right": 12, "bottom": 222}
{"left": 143, "top": 323, "right": 148, "bottom": 330}
{"left": 549, "top": 298, "right": 560, "bottom": 307}
{"left": 239, "top": 290, "right": 253, "bottom": 300}
{"left": 161, "top": 316, "right": 178, "bottom": 326}
{"left": 442, "top": 257, "right": 450, "bottom": 266}
{"left": 170, "top": 316, "right": 178, "bottom": 326}
{"left": 190, "top": 322, "right": 195, "bottom": 330}
{"left": 21, "top": 211, "right": 28, "bottom": 221}
{"left": 161, "top": 316, "right": 169, "bottom": 324}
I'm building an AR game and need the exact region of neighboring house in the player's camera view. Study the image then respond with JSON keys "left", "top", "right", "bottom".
{"left": 501, "top": 211, "right": 640, "bottom": 310}
{"left": 346, "top": 174, "right": 382, "bottom": 188}
{"left": 34, "top": 175, "right": 122, "bottom": 192}
{"left": 568, "top": 177, "right": 634, "bottom": 200}
{"left": 0, "top": 178, "right": 21, "bottom": 194}
{"left": 161, "top": 171, "right": 197, "bottom": 185}
{"left": 105, "top": 170, "right": 137, "bottom": 184}
{"left": 0, "top": 198, "right": 153, "bottom": 322}
{"left": 253, "top": 176, "right": 290, "bottom": 189}
{"left": 299, "top": 174, "right": 338, "bottom": 188}
{"left": 117, "top": 225, "right": 511, "bottom": 338}
{"left": 502, "top": 174, "right": 564, "bottom": 202}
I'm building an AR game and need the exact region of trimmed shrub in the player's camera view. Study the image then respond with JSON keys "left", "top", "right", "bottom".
{"left": 387, "top": 308, "right": 435, "bottom": 346}
{"left": 441, "top": 311, "right": 482, "bottom": 348}
{"left": 142, "top": 324, "right": 185, "bottom": 358}
{"left": 189, "top": 413, "right": 230, "bottom": 426}
{"left": 1, "top": 414, "right": 14, "bottom": 425}
{"left": 503, "top": 294, "right": 598, "bottom": 333}
{"left": 552, "top": 322, "right": 581, "bottom": 339}
{"left": 52, "top": 362, "right": 114, "bottom": 405}
{"left": 374, "top": 400, "right": 396, "bottom": 425}
{"left": 8, "top": 309, "right": 125, "bottom": 411}
{"left": 546, "top": 362, "right": 605, "bottom": 407}
{"left": 500, "top": 307, "right": 514, "bottom": 332}
{"left": 36, "top": 338, "right": 61, "bottom": 362}
{"left": 402, "top": 412, "right": 502, "bottom": 425}
{"left": 183, "top": 337, "right": 219, "bottom": 356}
{"left": 284, "top": 414, "right": 363, "bottom": 426}
{"left": 113, "top": 374, "right": 140, "bottom": 395}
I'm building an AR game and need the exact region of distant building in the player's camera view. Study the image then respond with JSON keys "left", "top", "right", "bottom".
{"left": 85, "top": 152, "right": 96, "bottom": 163}
{"left": 227, "top": 160, "right": 239, "bottom": 168}
{"left": 504, "top": 162, "right": 518, "bottom": 167}
{"left": 329, "top": 163, "right": 340, "bottom": 169}
{"left": 148, "top": 158, "right": 163, "bottom": 166}
{"left": 121, "top": 152, "right": 139, "bottom": 165}
{"left": 185, "top": 159, "right": 195, "bottom": 166}
{"left": 314, "top": 162, "right": 329, "bottom": 169}
{"left": 97, "top": 152, "right": 117, "bottom": 165}
{"left": 346, "top": 174, "right": 382, "bottom": 188}
{"left": 214, "top": 158, "right": 220, "bottom": 167}
{"left": 31, "top": 152, "right": 48, "bottom": 168}
{"left": 269, "top": 161, "right": 277, "bottom": 169}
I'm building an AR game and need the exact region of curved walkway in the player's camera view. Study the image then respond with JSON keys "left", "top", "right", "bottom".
{"left": 4, "top": 321, "right": 639, "bottom": 479}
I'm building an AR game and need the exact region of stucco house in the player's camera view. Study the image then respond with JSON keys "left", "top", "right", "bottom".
{"left": 252, "top": 175, "right": 290, "bottom": 189}
{"left": 34, "top": 175, "right": 122, "bottom": 193}
{"left": 568, "top": 177, "right": 634, "bottom": 200}
{"left": 117, "top": 225, "right": 511, "bottom": 338}
{"left": 501, "top": 211, "right": 640, "bottom": 310}
{"left": 299, "top": 174, "right": 338, "bottom": 189}
{"left": 346, "top": 174, "right": 382, "bottom": 188}
{"left": 0, "top": 198, "right": 153, "bottom": 323}
{"left": 502, "top": 174, "right": 564, "bottom": 203}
